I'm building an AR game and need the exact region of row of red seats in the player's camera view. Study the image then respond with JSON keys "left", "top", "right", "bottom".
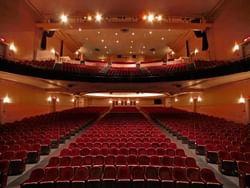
{"left": 46, "top": 155, "right": 198, "bottom": 169}
{"left": 0, "top": 107, "right": 108, "bottom": 188}
{"left": 141, "top": 107, "right": 246, "bottom": 187}
{"left": 18, "top": 60, "right": 55, "bottom": 70}
{"left": 21, "top": 166, "right": 222, "bottom": 188}
{"left": 59, "top": 147, "right": 184, "bottom": 157}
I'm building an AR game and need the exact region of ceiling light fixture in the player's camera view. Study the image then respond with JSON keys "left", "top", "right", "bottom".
{"left": 116, "top": 40, "right": 119, "bottom": 43}
{"left": 149, "top": 31, "right": 152, "bottom": 35}
{"left": 161, "top": 37, "right": 165, "bottom": 40}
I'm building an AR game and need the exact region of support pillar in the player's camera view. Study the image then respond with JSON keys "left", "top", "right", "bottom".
{"left": 193, "top": 98, "right": 197, "bottom": 113}
{"left": 246, "top": 98, "right": 250, "bottom": 125}
{"left": 51, "top": 98, "right": 56, "bottom": 113}
{"left": 165, "top": 97, "right": 171, "bottom": 107}
{"left": 0, "top": 99, "right": 4, "bottom": 125}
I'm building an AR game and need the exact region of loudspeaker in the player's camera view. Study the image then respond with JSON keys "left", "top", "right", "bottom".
{"left": 40, "top": 31, "right": 55, "bottom": 50}
{"left": 186, "top": 40, "right": 190, "bottom": 57}
{"left": 193, "top": 30, "right": 209, "bottom": 51}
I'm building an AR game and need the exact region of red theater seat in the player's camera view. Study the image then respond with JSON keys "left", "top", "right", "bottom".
{"left": 173, "top": 167, "right": 189, "bottom": 188}
{"left": 145, "top": 166, "right": 160, "bottom": 188}
{"left": 0, "top": 160, "right": 9, "bottom": 188}
{"left": 71, "top": 166, "right": 89, "bottom": 188}
{"left": 187, "top": 167, "right": 205, "bottom": 188}
{"left": 102, "top": 165, "right": 117, "bottom": 188}
{"left": 117, "top": 166, "right": 131, "bottom": 188}
{"left": 39, "top": 167, "right": 59, "bottom": 188}
{"left": 131, "top": 166, "right": 145, "bottom": 188}
{"left": 200, "top": 168, "right": 223, "bottom": 188}
{"left": 56, "top": 167, "right": 74, "bottom": 188}
{"left": 159, "top": 166, "right": 174, "bottom": 188}
{"left": 21, "top": 168, "right": 44, "bottom": 188}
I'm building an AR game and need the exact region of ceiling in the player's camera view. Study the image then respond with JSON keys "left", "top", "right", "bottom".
{"left": 65, "top": 28, "right": 187, "bottom": 59}
{"left": 26, "top": 0, "right": 223, "bottom": 59}
{"left": 27, "top": 0, "right": 222, "bottom": 17}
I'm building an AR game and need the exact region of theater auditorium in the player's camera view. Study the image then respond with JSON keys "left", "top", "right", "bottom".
{"left": 0, "top": 0, "right": 250, "bottom": 188}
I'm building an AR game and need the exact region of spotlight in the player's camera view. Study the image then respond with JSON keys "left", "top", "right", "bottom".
{"left": 95, "top": 13, "right": 103, "bottom": 22}
{"left": 60, "top": 14, "right": 68, "bottom": 23}
{"left": 147, "top": 14, "right": 155, "bottom": 22}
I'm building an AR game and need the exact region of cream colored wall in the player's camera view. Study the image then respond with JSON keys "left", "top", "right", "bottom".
{"left": 172, "top": 79, "right": 250, "bottom": 124}
{"left": 86, "top": 97, "right": 166, "bottom": 107}
{"left": 0, "top": 79, "right": 74, "bottom": 123}
{"left": 0, "top": 1, "right": 74, "bottom": 60}
{"left": 177, "top": 0, "right": 250, "bottom": 61}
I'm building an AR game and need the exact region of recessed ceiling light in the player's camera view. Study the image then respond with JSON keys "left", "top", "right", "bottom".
{"left": 85, "top": 37, "right": 88, "bottom": 40}
{"left": 142, "top": 45, "right": 146, "bottom": 49}
{"left": 104, "top": 46, "right": 107, "bottom": 49}
{"left": 157, "top": 15, "right": 162, "bottom": 21}
{"left": 131, "top": 40, "right": 134, "bottom": 43}
{"left": 116, "top": 40, "right": 119, "bottom": 43}
{"left": 129, "top": 51, "right": 132, "bottom": 54}
{"left": 78, "top": 28, "right": 82, "bottom": 32}
{"left": 130, "top": 46, "right": 133, "bottom": 49}
{"left": 106, "top": 51, "right": 109, "bottom": 54}
{"left": 161, "top": 37, "right": 165, "bottom": 40}
{"left": 101, "top": 39, "right": 104, "bottom": 43}
{"left": 153, "top": 51, "right": 156, "bottom": 54}
{"left": 87, "top": 16, "right": 92, "bottom": 21}
{"left": 97, "top": 31, "right": 101, "bottom": 35}
{"left": 168, "top": 29, "right": 171, "bottom": 32}
{"left": 149, "top": 31, "right": 152, "bottom": 35}
{"left": 115, "top": 32, "right": 118, "bottom": 36}
{"left": 141, "top": 51, "right": 144, "bottom": 54}
{"left": 131, "top": 32, "right": 135, "bottom": 36}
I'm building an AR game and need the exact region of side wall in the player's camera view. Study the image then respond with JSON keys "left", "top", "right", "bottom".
{"left": 0, "top": 79, "right": 74, "bottom": 123}
{"left": 0, "top": 1, "right": 74, "bottom": 60}
{"left": 177, "top": 0, "right": 250, "bottom": 60}
{"left": 172, "top": 79, "right": 250, "bottom": 124}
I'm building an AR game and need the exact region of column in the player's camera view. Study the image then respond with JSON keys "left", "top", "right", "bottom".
{"left": 51, "top": 98, "right": 56, "bottom": 113}
{"left": 193, "top": 98, "right": 198, "bottom": 113}
{"left": 165, "top": 97, "right": 171, "bottom": 107}
{"left": 246, "top": 98, "right": 250, "bottom": 125}
{"left": 0, "top": 99, "right": 3, "bottom": 125}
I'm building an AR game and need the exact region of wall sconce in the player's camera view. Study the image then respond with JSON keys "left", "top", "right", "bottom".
{"left": 189, "top": 97, "right": 194, "bottom": 103}
{"left": 174, "top": 98, "right": 178, "bottom": 102}
{"left": 232, "top": 42, "right": 240, "bottom": 53}
{"left": 9, "top": 42, "right": 17, "bottom": 53}
{"left": 109, "top": 99, "right": 113, "bottom": 104}
{"left": 197, "top": 96, "right": 202, "bottom": 102}
{"left": 127, "top": 100, "right": 131, "bottom": 104}
{"left": 136, "top": 100, "right": 139, "bottom": 104}
{"left": 3, "top": 95, "right": 11, "bottom": 104}
{"left": 47, "top": 96, "right": 52, "bottom": 102}
{"left": 238, "top": 95, "right": 245, "bottom": 104}
{"left": 118, "top": 100, "right": 121, "bottom": 104}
